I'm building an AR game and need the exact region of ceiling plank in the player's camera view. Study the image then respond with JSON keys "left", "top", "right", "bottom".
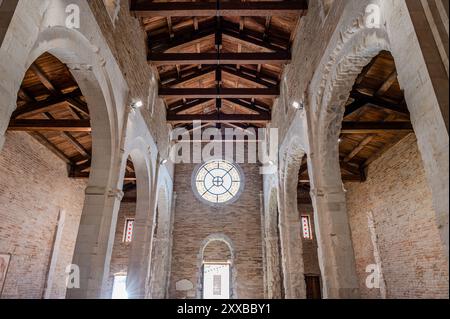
{"left": 132, "top": 1, "right": 308, "bottom": 17}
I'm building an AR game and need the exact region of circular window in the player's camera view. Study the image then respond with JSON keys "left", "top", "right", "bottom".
{"left": 193, "top": 160, "right": 244, "bottom": 205}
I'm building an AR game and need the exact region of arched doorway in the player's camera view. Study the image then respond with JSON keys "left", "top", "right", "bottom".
{"left": 197, "top": 234, "right": 236, "bottom": 299}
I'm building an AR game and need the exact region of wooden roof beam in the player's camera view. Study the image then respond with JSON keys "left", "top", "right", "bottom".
{"left": 149, "top": 52, "right": 291, "bottom": 65}
{"left": 167, "top": 113, "right": 271, "bottom": 124}
{"left": 131, "top": 1, "right": 308, "bottom": 17}
{"left": 149, "top": 24, "right": 283, "bottom": 53}
{"left": 225, "top": 99, "right": 271, "bottom": 114}
{"left": 350, "top": 91, "right": 409, "bottom": 116}
{"left": 341, "top": 121, "right": 413, "bottom": 134}
{"left": 159, "top": 87, "right": 279, "bottom": 99}
{"left": 12, "top": 89, "right": 84, "bottom": 118}
{"left": 161, "top": 65, "right": 278, "bottom": 89}
{"left": 168, "top": 99, "right": 213, "bottom": 114}
{"left": 8, "top": 119, "right": 91, "bottom": 132}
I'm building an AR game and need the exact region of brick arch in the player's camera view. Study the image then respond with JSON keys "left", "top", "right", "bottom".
{"left": 196, "top": 234, "right": 237, "bottom": 299}
{"left": 0, "top": 0, "right": 128, "bottom": 298}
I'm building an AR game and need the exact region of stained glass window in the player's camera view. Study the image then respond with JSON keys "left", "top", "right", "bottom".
{"left": 194, "top": 160, "right": 243, "bottom": 205}
{"left": 301, "top": 216, "right": 312, "bottom": 240}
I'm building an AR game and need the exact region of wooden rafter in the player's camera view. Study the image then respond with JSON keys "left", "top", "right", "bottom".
{"left": 8, "top": 119, "right": 91, "bottom": 132}
{"left": 131, "top": 1, "right": 308, "bottom": 17}
{"left": 349, "top": 91, "right": 409, "bottom": 116}
{"left": 167, "top": 113, "right": 271, "bottom": 124}
{"left": 159, "top": 87, "right": 279, "bottom": 99}
{"left": 149, "top": 52, "right": 291, "bottom": 65}
{"left": 341, "top": 121, "right": 413, "bottom": 134}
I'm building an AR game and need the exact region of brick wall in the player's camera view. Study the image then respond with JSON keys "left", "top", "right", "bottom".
{"left": 104, "top": 202, "right": 136, "bottom": 298}
{"left": 0, "top": 132, "right": 87, "bottom": 299}
{"left": 169, "top": 161, "right": 264, "bottom": 299}
{"left": 345, "top": 134, "right": 449, "bottom": 299}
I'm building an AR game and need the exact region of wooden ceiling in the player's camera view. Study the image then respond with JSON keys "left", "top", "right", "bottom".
{"left": 131, "top": 0, "right": 308, "bottom": 130}
{"left": 7, "top": 53, "right": 137, "bottom": 184}
{"left": 298, "top": 51, "right": 414, "bottom": 201}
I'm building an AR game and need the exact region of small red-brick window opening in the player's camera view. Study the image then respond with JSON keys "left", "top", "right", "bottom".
{"left": 123, "top": 218, "right": 135, "bottom": 243}
{"left": 301, "top": 216, "right": 313, "bottom": 240}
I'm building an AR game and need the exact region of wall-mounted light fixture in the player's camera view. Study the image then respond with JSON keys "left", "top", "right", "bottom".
{"left": 131, "top": 100, "right": 144, "bottom": 109}
{"left": 292, "top": 101, "right": 304, "bottom": 110}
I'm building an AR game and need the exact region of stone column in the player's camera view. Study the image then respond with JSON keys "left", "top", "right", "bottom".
{"left": 309, "top": 186, "right": 360, "bottom": 299}
{"left": 126, "top": 210, "right": 154, "bottom": 299}
{"left": 265, "top": 235, "right": 283, "bottom": 299}
{"left": 386, "top": 0, "right": 449, "bottom": 260}
{"left": 127, "top": 157, "right": 160, "bottom": 299}
{"left": 67, "top": 186, "right": 123, "bottom": 299}
{"left": 278, "top": 191, "right": 306, "bottom": 299}
{"left": 148, "top": 237, "right": 170, "bottom": 299}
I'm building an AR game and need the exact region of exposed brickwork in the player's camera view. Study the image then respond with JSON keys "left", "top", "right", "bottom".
{"left": 346, "top": 134, "right": 449, "bottom": 299}
{"left": 169, "top": 161, "right": 264, "bottom": 299}
{"left": 88, "top": 0, "right": 170, "bottom": 154}
{"left": 204, "top": 241, "right": 232, "bottom": 261}
{"left": 0, "top": 132, "right": 86, "bottom": 299}
{"left": 104, "top": 202, "right": 136, "bottom": 298}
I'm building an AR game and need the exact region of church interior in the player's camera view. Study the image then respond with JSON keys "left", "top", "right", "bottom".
{"left": 0, "top": 0, "right": 448, "bottom": 300}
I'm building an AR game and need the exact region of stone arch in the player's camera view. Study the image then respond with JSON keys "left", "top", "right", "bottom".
{"left": 278, "top": 135, "right": 308, "bottom": 298}
{"left": 308, "top": 6, "right": 449, "bottom": 295}
{"left": 310, "top": 25, "right": 391, "bottom": 189}
{"left": 1, "top": 26, "right": 121, "bottom": 189}
{"left": 122, "top": 137, "right": 154, "bottom": 299}
{"left": 196, "top": 234, "right": 237, "bottom": 299}
{"left": 306, "top": 18, "right": 392, "bottom": 299}
{"left": 0, "top": 5, "right": 126, "bottom": 297}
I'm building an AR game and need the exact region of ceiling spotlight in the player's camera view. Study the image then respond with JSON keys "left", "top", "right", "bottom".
{"left": 338, "top": 138, "right": 343, "bottom": 143}
{"left": 132, "top": 100, "right": 143, "bottom": 109}
{"left": 292, "top": 101, "right": 303, "bottom": 110}
{"left": 160, "top": 158, "right": 168, "bottom": 165}
{"left": 268, "top": 160, "right": 275, "bottom": 166}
